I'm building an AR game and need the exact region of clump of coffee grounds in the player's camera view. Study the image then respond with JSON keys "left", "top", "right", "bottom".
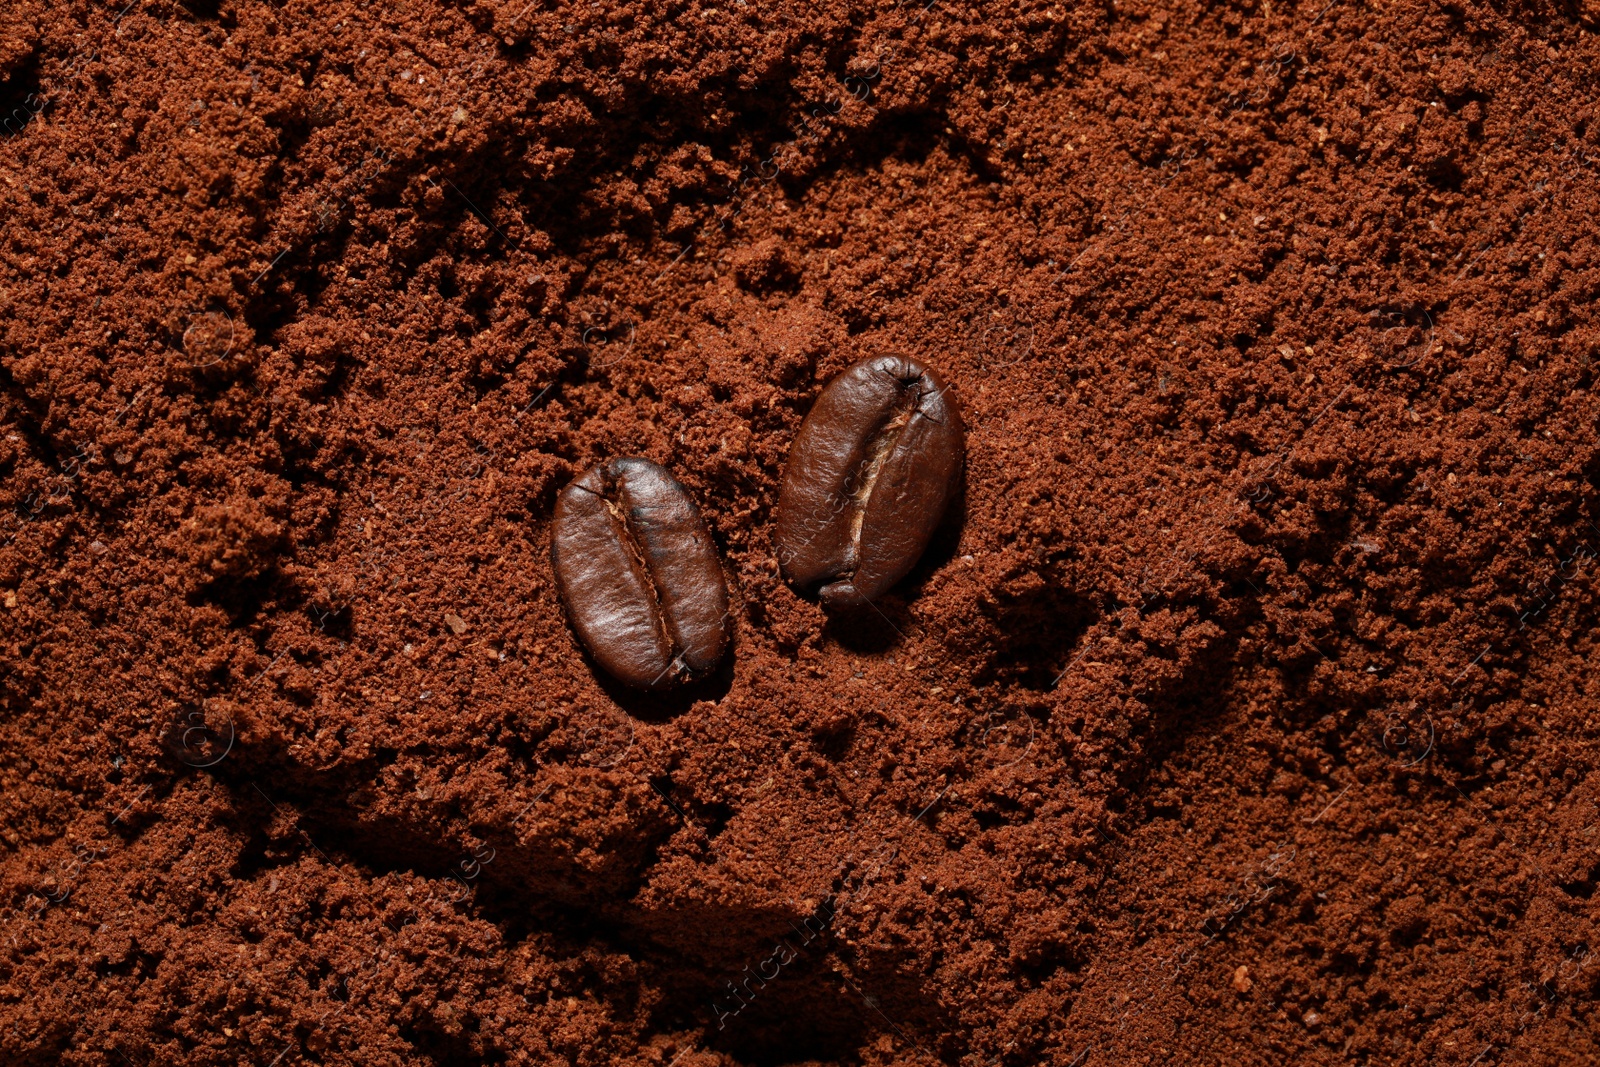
{"left": 3, "top": 0, "right": 1600, "bottom": 1062}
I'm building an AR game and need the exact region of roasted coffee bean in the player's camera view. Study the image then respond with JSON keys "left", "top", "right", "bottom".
{"left": 776, "top": 356, "right": 963, "bottom": 610}
{"left": 551, "top": 458, "right": 730, "bottom": 690}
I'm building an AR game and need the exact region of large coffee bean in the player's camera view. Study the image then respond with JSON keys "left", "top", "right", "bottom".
{"left": 776, "top": 356, "right": 964, "bottom": 610}
{"left": 552, "top": 458, "right": 730, "bottom": 690}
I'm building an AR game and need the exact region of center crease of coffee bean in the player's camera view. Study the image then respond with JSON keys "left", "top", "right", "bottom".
{"left": 592, "top": 484, "right": 686, "bottom": 677}
{"left": 838, "top": 377, "right": 925, "bottom": 579}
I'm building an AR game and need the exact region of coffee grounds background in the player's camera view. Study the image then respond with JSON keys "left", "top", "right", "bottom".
{"left": 3, "top": 0, "right": 1599, "bottom": 1062}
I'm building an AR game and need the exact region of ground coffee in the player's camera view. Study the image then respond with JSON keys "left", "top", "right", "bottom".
{"left": 2, "top": 0, "right": 1598, "bottom": 1063}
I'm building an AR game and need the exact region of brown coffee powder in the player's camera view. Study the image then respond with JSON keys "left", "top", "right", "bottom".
{"left": 3, "top": 0, "right": 1599, "bottom": 1063}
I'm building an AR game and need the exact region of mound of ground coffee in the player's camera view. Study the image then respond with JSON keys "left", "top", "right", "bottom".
{"left": 2, "top": 0, "right": 1598, "bottom": 1063}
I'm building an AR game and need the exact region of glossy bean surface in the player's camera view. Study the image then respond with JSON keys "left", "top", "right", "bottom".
{"left": 776, "top": 356, "right": 964, "bottom": 610}
{"left": 552, "top": 458, "right": 729, "bottom": 689}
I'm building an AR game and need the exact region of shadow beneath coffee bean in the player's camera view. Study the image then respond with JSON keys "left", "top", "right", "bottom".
{"left": 585, "top": 635, "right": 738, "bottom": 722}
{"left": 821, "top": 604, "right": 909, "bottom": 652}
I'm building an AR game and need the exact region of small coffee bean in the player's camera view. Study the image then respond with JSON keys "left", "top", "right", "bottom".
{"left": 551, "top": 458, "right": 729, "bottom": 690}
{"left": 776, "top": 356, "right": 964, "bottom": 610}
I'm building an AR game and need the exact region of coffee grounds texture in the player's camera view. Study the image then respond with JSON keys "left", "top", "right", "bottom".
{"left": 2, "top": 0, "right": 1599, "bottom": 1063}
